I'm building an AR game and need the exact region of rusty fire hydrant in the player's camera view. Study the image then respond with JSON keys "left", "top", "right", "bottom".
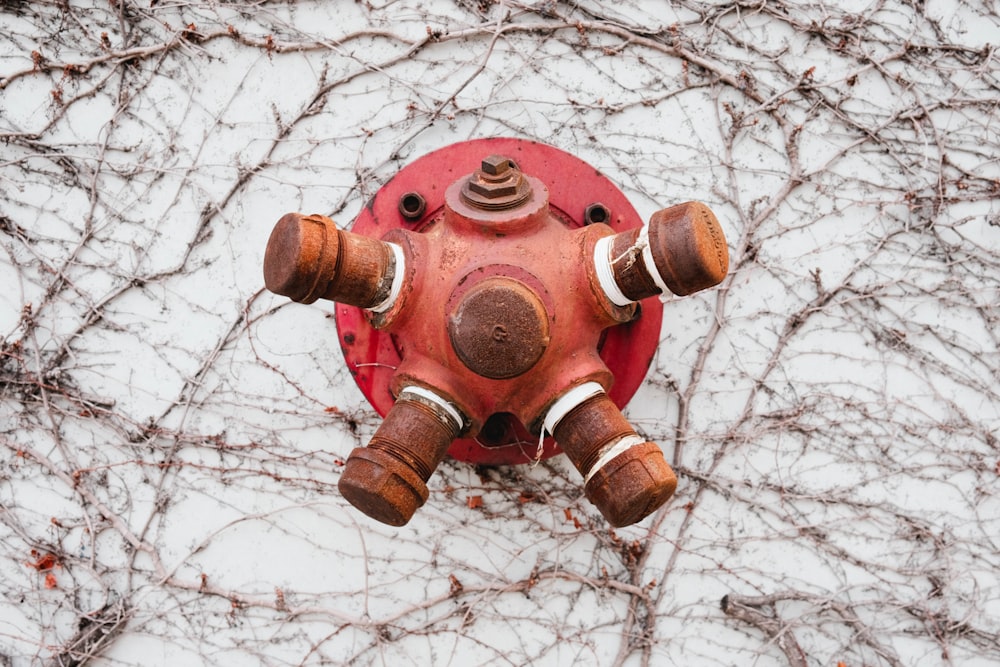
{"left": 263, "top": 139, "right": 728, "bottom": 527}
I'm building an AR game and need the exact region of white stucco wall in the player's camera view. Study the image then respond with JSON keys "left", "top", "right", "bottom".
{"left": 2, "top": 2, "right": 998, "bottom": 665}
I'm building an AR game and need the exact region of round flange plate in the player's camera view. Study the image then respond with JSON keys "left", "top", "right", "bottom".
{"left": 335, "top": 138, "right": 663, "bottom": 465}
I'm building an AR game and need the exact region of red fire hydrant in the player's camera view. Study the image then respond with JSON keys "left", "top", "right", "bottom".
{"left": 263, "top": 139, "right": 728, "bottom": 527}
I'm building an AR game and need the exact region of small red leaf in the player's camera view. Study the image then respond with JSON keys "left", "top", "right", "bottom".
{"left": 27, "top": 552, "right": 59, "bottom": 572}
{"left": 448, "top": 574, "right": 463, "bottom": 596}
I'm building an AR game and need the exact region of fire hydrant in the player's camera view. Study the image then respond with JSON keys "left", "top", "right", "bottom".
{"left": 263, "top": 139, "right": 728, "bottom": 527}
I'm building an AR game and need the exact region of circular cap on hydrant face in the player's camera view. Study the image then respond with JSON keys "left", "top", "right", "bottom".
{"left": 584, "top": 441, "right": 677, "bottom": 527}
{"left": 263, "top": 212, "right": 339, "bottom": 304}
{"left": 648, "top": 202, "right": 729, "bottom": 296}
{"left": 448, "top": 277, "right": 550, "bottom": 379}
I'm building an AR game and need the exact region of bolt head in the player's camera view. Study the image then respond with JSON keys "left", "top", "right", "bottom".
{"left": 480, "top": 155, "right": 512, "bottom": 176}
{"left": 461, "top": 155, "right": 532, "bottom": 209}
{"left": 467, "top": 175, "right": 521, "bottom": 199}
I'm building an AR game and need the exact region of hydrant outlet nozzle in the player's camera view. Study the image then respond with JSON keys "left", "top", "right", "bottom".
{"left": 548, "top": 386, "right": 677, "bottom": 527}
{"left": 601, "top": 201, "right": 729, "bottom": 302}
{"left": 338, "top": 387, "right": 464, "bottom": 526}
{"left": 264, "top": 212, "right": 402, "bottom": 309}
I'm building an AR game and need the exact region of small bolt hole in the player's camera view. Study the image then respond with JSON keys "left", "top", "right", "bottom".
{"left": 399, "top": 192, "right": 427, "bottom": 220}
{"left": 584, "top": 203, "right": 610, "bottom": 225}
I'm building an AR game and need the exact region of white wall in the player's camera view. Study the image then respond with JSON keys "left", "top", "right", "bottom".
{"left": 1, "top": 1, "right": 998, "bottom": 665}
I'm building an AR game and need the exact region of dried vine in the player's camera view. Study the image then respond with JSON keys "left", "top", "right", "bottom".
{"left": 2, "top": 1, "right": 998, "bottom": 665}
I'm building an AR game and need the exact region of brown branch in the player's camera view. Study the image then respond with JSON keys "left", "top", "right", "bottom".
{"left": 721, "top": 594, "right": 807, "bottom": 667}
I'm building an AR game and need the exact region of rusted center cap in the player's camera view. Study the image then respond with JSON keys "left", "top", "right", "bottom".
{"left": 448, "top": 277, "right": 550, "bottom": 379}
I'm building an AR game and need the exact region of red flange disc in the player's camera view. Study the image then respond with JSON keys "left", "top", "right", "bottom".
{"left": 335, "top": 138, "right": 663, "bottom": 465}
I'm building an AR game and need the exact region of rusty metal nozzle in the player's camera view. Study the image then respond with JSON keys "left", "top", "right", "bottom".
{"left": 461, "top": 155, "right": 532, "bottom": 210}
{"left": 596, "top": 202, "right": 728, "bottom": 304}
{"left": 264, "top": 212, "right": 403, "bottom": 309}
{"left": 338, "top": 387, "right": 464, "bottom": 526}
{"left": 546, "top": 383, "right": 676, "bottom": 527}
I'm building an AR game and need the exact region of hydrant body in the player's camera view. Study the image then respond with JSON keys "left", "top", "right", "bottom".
{"left": 378, "top": 164, "right": 632, "bottom": 435}
{"left": 264, "top": 139, "right": 728, "bottom": 527}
